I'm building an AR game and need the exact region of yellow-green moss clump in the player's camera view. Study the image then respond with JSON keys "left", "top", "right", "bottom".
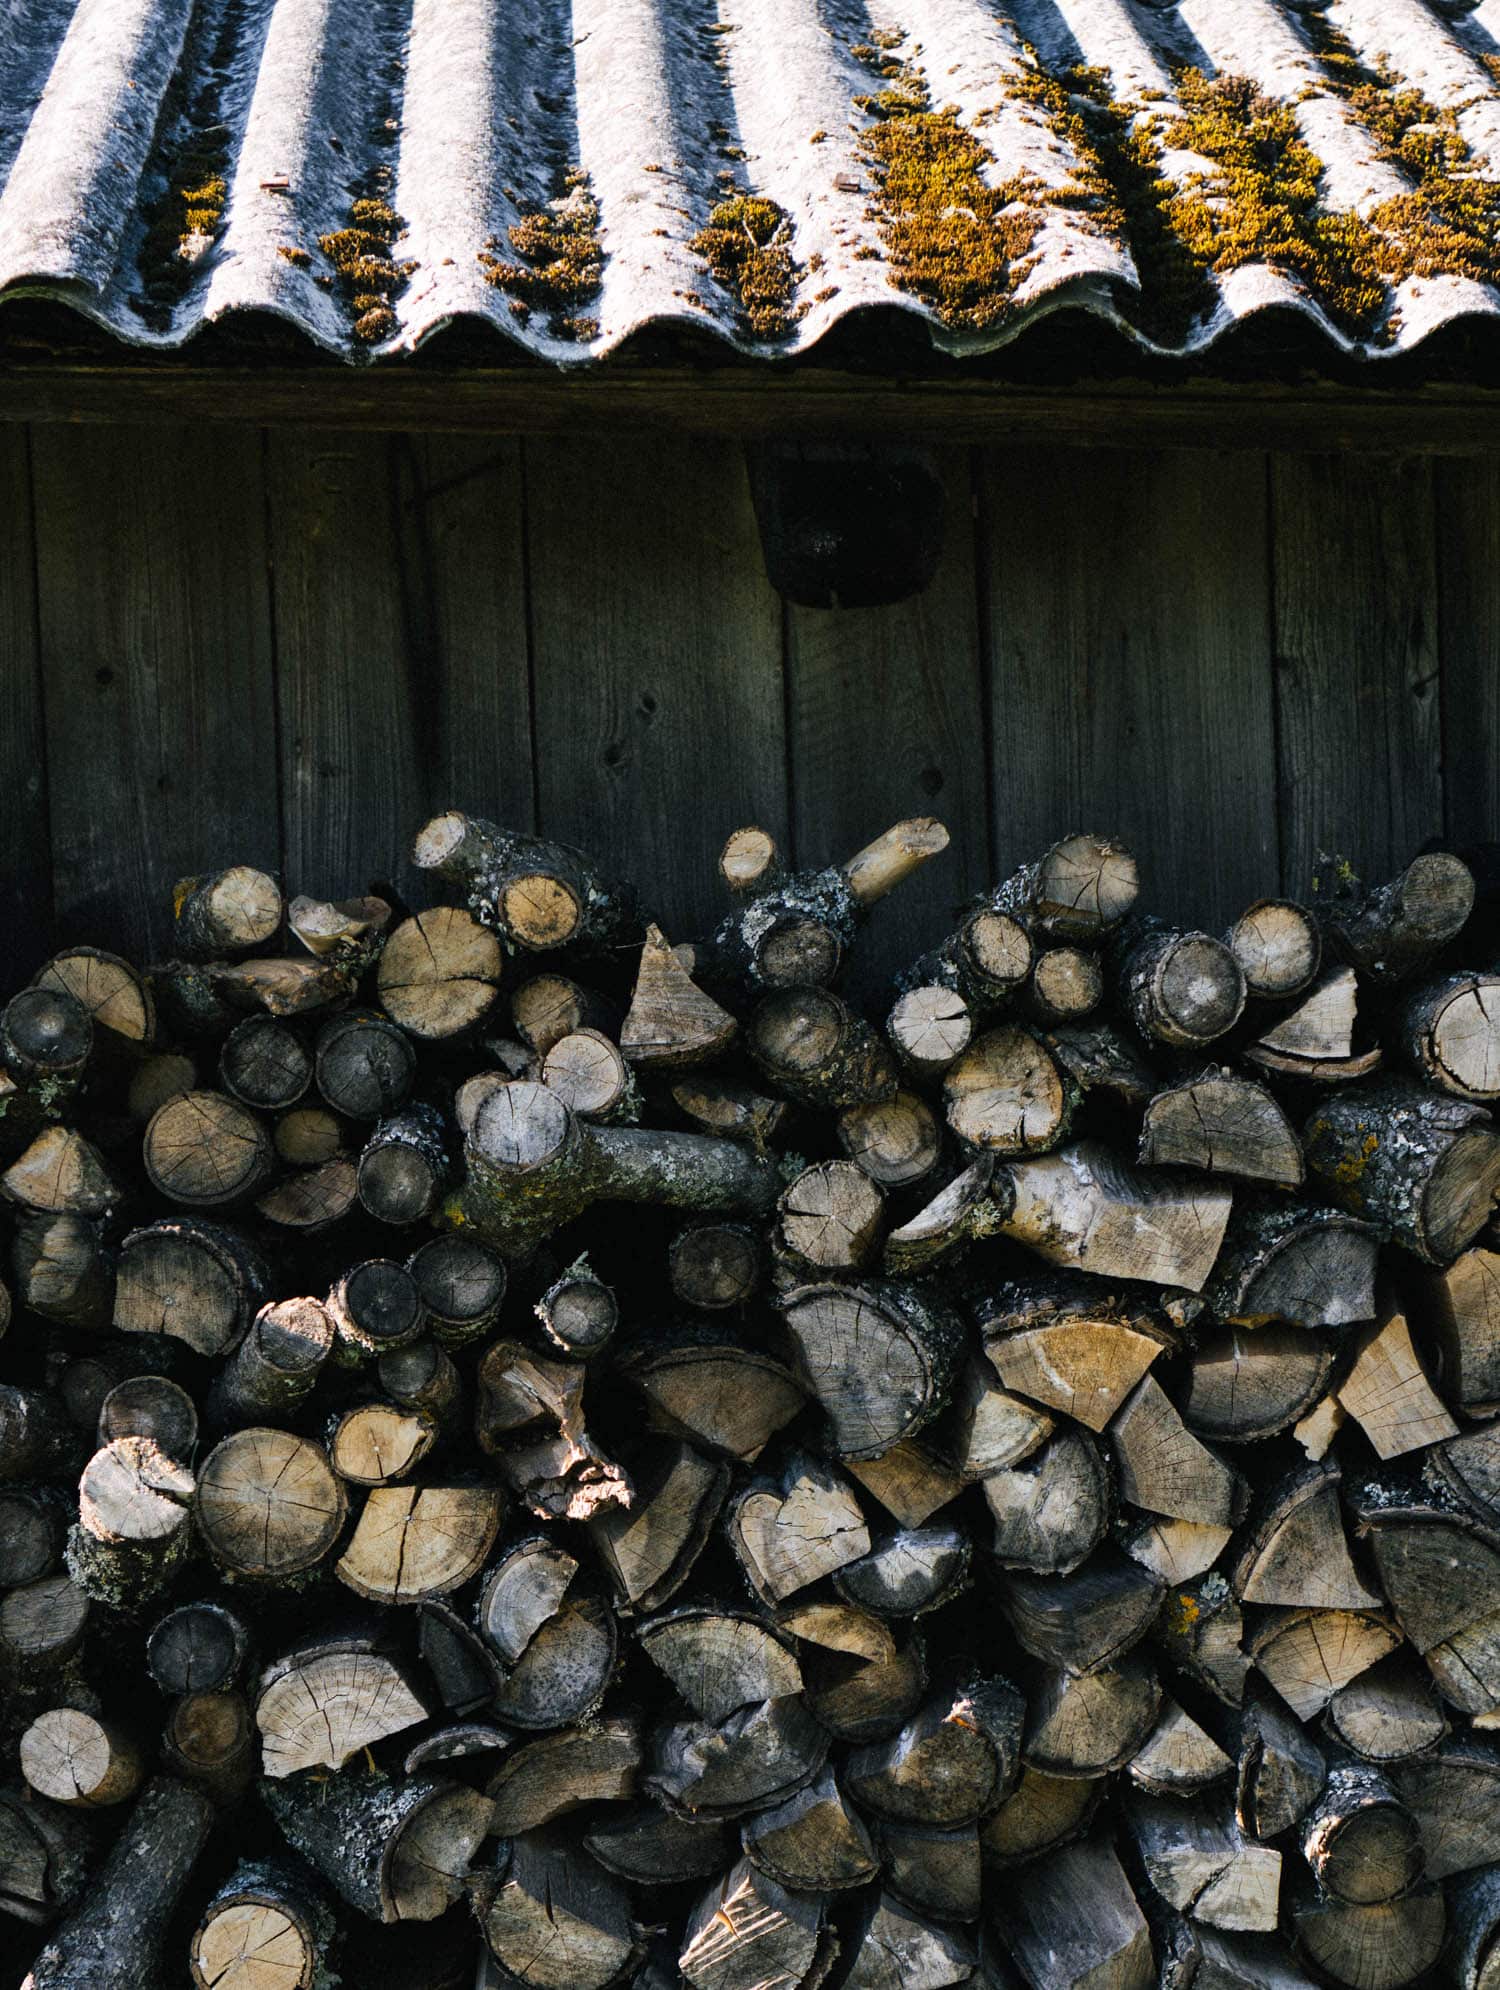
{"left": 319, "top": 196, "right": 412, "bottom": 345}
{"left": 689, "top": 195, "right": 802, "bottom": 339}
{"left": 481, "top": 170, "right": 602, "bottom": 343}
{"left": 138, "top": 126, "right": 230, "bottom": 317}
{"left": 854, "top": 40, "right": 1042, "bottom": 332}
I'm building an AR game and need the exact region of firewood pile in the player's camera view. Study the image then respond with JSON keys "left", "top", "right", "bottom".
{"left": 4, "top": 813, "right": 1500, "bottom": 1990}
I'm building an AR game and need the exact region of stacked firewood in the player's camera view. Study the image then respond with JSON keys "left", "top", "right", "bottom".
{"left": 3, "top": 813, "right": 1500, "bottom": 1990}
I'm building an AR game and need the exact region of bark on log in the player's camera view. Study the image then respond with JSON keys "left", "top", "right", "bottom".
{"left": 900, "top": 907, "right": 1034, "bottom": 1014}
{"left": 358, "top": 1104, "right": 451, "bottom": 1224}
{"left": 976, "top": 1276, "right": 1174, "bottom": 1431}
{"left": 475, "top": 1338, "right": 629, "bottom": 1521}
{"left": 1400, "top": 971, "right": 1500, "bottom": 1101}
{"left": 776, "top": 1160, "right": 884, "bottom": 1273}
{"left": 205, "top": 1296, "right": 335, "bottom": 1431}
{"left": 114, "top": 1217, "right": 270, "bottom": 1356}
{"left": 1314, "top": 848, "right": 1474, "bottom": 985}
{"left": 1304, "top": 1081, "right": 1500, "bottom": 1264}
{"left": 998, "top": 1142, "right": 1232, "bottom": 1292}
{"left": 669, "top": 1224, "right": 760, "bottom": 1312}
{"left": 845, "top": 1676, "right": 1023, "bottom": 1827}
{"left": 0, "top": 986, "right": 92, "bottom": 1087}
{"left": 143, "top": 1089, "right": 274, "bottom": 1208}
{"left": 414, "top": 810, "right": 639, "bottom": 954}
{"left": 511, "top": 972, "right": 618, "bottom": 1058}
{"left": 1301, "top": 1765, "right": 1423, "bottom": 1905}
{"left": 11, "top": 1212, "right": 113, "bottom": 1327}
{"left": 175, "top": 868, "right": 282, "bottom": 958}
{"left": 265, "top": 1768, "right": 492, "bottom": 1923}
{"left": 407, "top": 1233, "right": 507, "bottom": 1349}
{"left": 66, "top": 1436, "right": 195, "bottom": 1608}
{"left": 1116, "top": 919, "right": 1247, "bottom": 1050}
{"left": 1140, "top": 1070, "right": 1303, "bottom": 1187}
{"left": 189, "top": 1857, "right": 337, "bottom": 1990}
{"left": 1205, "top": 1198, "right": 1380, "bottom": 1328}
{"left": 740, "top": 1766, "right": 879, "bottom": 1891}
{"left": 779, "top": 1279, "right": 963, "bottom": 1457}
{"left": 1289, "top": 1880, "right": 1445, "bottom": 1990}
{"left": 620, "top": 1333, "right": 805, "bottom": 1461}
{"left": 748, "top": 986, "right": 899, "bottom": 1109}
{"left": 314, "top": 1010, "right": 416, "bottom": 1120}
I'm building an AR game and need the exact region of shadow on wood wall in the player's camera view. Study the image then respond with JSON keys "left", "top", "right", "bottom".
{"left": 2, "top": 426, "right": 1494, "bottom": 1001}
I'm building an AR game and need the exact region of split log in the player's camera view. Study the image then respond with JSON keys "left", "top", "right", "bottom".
{"left": 1393, "top": 1738, "right": 1500, "bottom": 1879}
{"left": 837, "top": 1089, "right": 943, "bottom": 1189}
{"left": 1334, "top": 1292, "right": 1458, "bottom": 1458}
{"left": 329, "top": 1402, "right": 436, "bottom": 1484}
{"left": 728, "top": 1450, "right": 871, "bottom": 1605}
{"left": 1228, "top": 899, "right": 1322, "bottom": 1000}
{"left": 1140, "top": 1071, "right": 1303, "bottom": 1187}
{"left": 219, "top": 1016, "right": 311, "bottom": 1111}
{"left": 337, "top": 1484, "right": 502, "bottom": 1604}
{"left": 740, "top": 1766, "right": 879, "bottom": 1890}
{"left": 96, "top": 1373, "right": 198, "bottom": 1459}
{"left": 1289, "top": 1881, "right": 1445, "bottom": 1990}
{"left": 1412, "top": 1246, "right": 1500, "bottom": 1415}
{"left": 20, "top": 1776, "right": 215, "bottom": 1990}
{"left": 1315, "top": 847, "right": 1474, "bottom": 984}
{"left": 1046, "top": 1019, "right": 1158, "bottom": 1108}
{"left": 1025, "top": 945, "right": 1105, "bottom": 1025}
{"left": 620, "top": 1332, "right": 806, "bottom": 1460}
{"left": 638, "top": 1605, "right": 802, "bottom": 1720}
{"left": 2, "top": 1126, "right": 117, "bottom": 1217}
{"left": 779, "top": 1279, "right": 962, "bottom": 1456}
{"left": 1244, "top": 969, "right": 1381, "bottom": 1088}
{"left": 1325, "top": 1654, "right": 1447, "bottom": 1763}
{"left": 255, "top": 1155, "right": 358, "bottom": 1232}
{"left": 328, "top": 1259, "right": 424, "bottom": 1361}
{"left": 314, "top": 1011, "right": 416, "bottom": 1120}
{"left": 980, "top": 1764, "right": 1104, "bottom": 1865}
{"left": 796, "top": 1619, "right": 927, "bottom": 1744}
{"left": 114, "top": 1218, "right": 269, "bottom": 1356}
{"left": 357, "top": 1104, "right": 451, "bottom": 1224}
{"left": 0, "top": 1782, "right": 88, "bottom": 1927}
{"left": 1304, "top": 1081, "right": 1500, "bottom": 1263}
{"left": 66, "top": 1436, "right": 195, "bottom": 1608}
{"left": 748, "top": 986, "right": 899, "bottom": 1109}
{"left": 414, "top": 809, "right": 639, "bottom": 953}
{"left": 1301, "top": 1764, "right": 1423, "bottom": 1905}
{"left": 669, "top": 1224, "right": 761, "bottom": 1311}
{"left": 418, "top": 1601, "right": 501, "bottom": 1716}
{"left": 407, "top": 1233, "right": 506, "bottom": 1349}
{"left": 1430, "top": 1420, "right": 1500, "bottom": 1528}
{"left": 951, "top": 1356, "right": 1054, "bottom": 1477}
{"left": 888, "top": 984, "right": 974, "bottom": 1079}
{"left": 147, "top": 1598, "right": 252, "bottom": 1695}
{"left": 881, "top": 1818, "right": 982, "bottom": 1921}
{"left": 255, "top": 1639, "right": 428, "bottom": 1776}
{"left": 264, "top": 1768, "right": 491, "bottom": 1923}
{"left": 1126, "top": 1789, "right": 1282, "bottom": 1931}
{"left": 511, "top": 972, "right": 618, "bottom": 1058}
{"left": 990, "top": 1833, "right": 1152, "bottom": 1990}
{"left": 845, "top": 1676, "right": 1023, "bottom": 1826}
{"left": 842, "top": 1892, "right": 973, "bottom": 1990}
{"left": 475, "top": 1339, "right": 628, "bottom": 1521}
{"left": 1024, "top": 1659, "right": 1162, "bottom": 1778}
{"left": 486, "top": 1719, "right": 640, "bottom": 1834}
{"left": 584, "top": 1806, "right": 735, "bottom": 1886}
{"left": 669, "top": 1072, "right": 787, "bottom": 1150}
{"left": 1248, "top": 1610, "right": 1402, "bottom": 1721}
{"left": 1001, "top": 1551, "right": 1165, "bottom": 1676}
{"left": 12, "top": 1212, "right": 113, "bottom": 1327}
{"left": 143, "top": 1090, "right": 273, "bottom": 1208}
{"left": 161, "top": 1687, "right": 255, "bottom": 1803}
{"left": 477, "top": 1832, "right": 641, "bottom": 1989}
{"left": 1234, "top": 1467, "right": 1382, "bottom": 1612}
{"left": 999, "top": 1142, "right": 1232, "bottom": 1291}
{"left": 977, "top": 1276, "right": 1174, "bottom": 1431}
{"left": 449, "top": 1079, "right": 780, "bottom": 1259}
{"left": 1110, "top": 1375, "right": 1246, "bottom": 1527}
{"left": 1352, "top": 1488, "right": 1500, "bottom": 1716}
{"left": 1182, "top": 1326, "right": 1335, "bottom": 1444}
{"left": 1123, "top": 1516, "right": 1233, "bottom": 1584}
{"left": 189, "top": 1858, "right": 336, "bottom": 1990}
{"left": 982, "top": 1426, "right": 1111, "bottom": 1574}
{"left": 647, "top": 1694, "right": 830, "bottom": 1819}
{"left": 1205, "top": 1198, "right": 1380, "bottom": 1328}
{"left": 589, "top": 1441, "right": 729, "bottom": 1614}
{"left": 942, "top": 1024, "right": 1075, "bottom": 1155}
{"left": 20, "top": 1707, "right": 142, "bottom": 1807}
{"left": 1237, "top": 1693, "right": 1326, "bottom": 1839}
{"left": 128, "top": 1048, "right": 197, "bottom": 1123}
{"left": 205, "top": 1296, "right": 335, "bottom": 1431}
{"left": 375, "top": 905, "right": 503, "bottom": 1038}
{"left": 1451, "top": 1867, "right": 1500, "bottom": 1990}
{"left": 1116, "top": 919, "right": 1246, "bottom": 1050}
{"left": 175, "top": 867, "right": 282, "bottom": 956}
{"left": 776, "top": 1159, "right": 884, "bottom": 1272}
{"left": 34, "top": 945, "right": 154, "bottom": 1046}
{"left": 0, "top": 1385, "right": 81, "bottom": 1485}
{"left": 846, "top": 1440, "right": 964, "bottom": 1527}
{"left": 835, "top": 1524, "right": 970, "bottom": 1618}
{"left": 621, "top": 924, "right": 737, "bottom": 1068}
{"left": 196, "top": 1427, "right": 347, "bottom": 1581}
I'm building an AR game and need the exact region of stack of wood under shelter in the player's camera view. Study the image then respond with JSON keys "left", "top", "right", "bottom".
{"left": 4, "top": 809, "right": 1500, "bottom": 1990}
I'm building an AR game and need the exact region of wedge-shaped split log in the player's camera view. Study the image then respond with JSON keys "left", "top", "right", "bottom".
{"left": 1248, "top": 1610, "right": 1401, "bottom": 1722}
{"left": 844, "top": 1676, "right": 1023, "bottom": 1828}
{"left": 739, "top": 1766, "right": 879, "bottom": 1891}
{"left": 620, "top": 1333, "right": 805, "bottom": 1463}
{"left": 1325, "top": 1654, "right": 1448, "bottom": 1765}
{"left": 590, "top": 1440, "right": 729, "bottom": 1617}
{"left": 1412, "top": 1245, "right": 1500, "bottom": 1415}
{"left": 1335, "top": 1292, "right": 1458, "bottom": 1459}
{"left": 478, "top": 1539, "right": 618, "bottom": 1729}
{"left": 1126, "top": 1790, "right": 1282, "bottom": 1931}
{"left": 337, "top": 1484, "right": 501, "bottom": 1605}
{"left": 1234, "top": 1467, "right": 1382, "bottom": 1612}
{"left": 1001, "top": 1550, "right": 1166, "bottom": 1676}
{"left": 990, "top": 1833, "right": 1153, "bottom": 1990}
{"left": 1182, "top": 1325, "right": 1335, "bottom": 1444}
{"left": 475, "top": 1338, "right": 628, "bottom": 1522}
{"left": 983, "top": 1426, "right": 1110, "bottom": 1575}
{"left": 1237, "top": 1693, "right": 1326, "bottom": 1840}
{"left": 1127, "top": 1698, "right": 1233, "bottom": 1798}
{"left": 1140, "top": 1070, "right": 1303, "bottom": 1187}
{"left": 255, "top": 1640, "right": 428, "bottom": 1777}
{"left": 1393, "top": 1738, "right": 1500, "bottom": 1881}
{"left": 622, "top": 924, "right": 737, "bottom": 1068}
{"left": 647, "top": 1694, "right": 830, "bottom": 1821}
{"left": 1111, "top": 1375, "right": 1246, "bottom": 1528}
{"left": 486, "top": 1719, "right": 640, "bottom": 1836}
{"left": 679, "top": 1854, "right": 825, "bottom": 1990}
{"left": 728, "top": 1450, "right": 871, "bottom": 1606}
{"left": 999, "top": 1141, "right": 1232, "bottom": 1292}
{"left": 1352, "top": 1488, "right": 1500, "bottom": 1716}
{"left": 1024, "top": 1659, "right": 1162, "bottom": 1779}
{"left": 638, "top": 1605, "right": 802, "bottom": 1723}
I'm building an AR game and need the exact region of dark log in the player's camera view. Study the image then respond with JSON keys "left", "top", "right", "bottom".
{"left": 264, "top": 1768, "right": 491, "bottom": 1924}
{"left": 161, "top": 1687, "right": 255, "bottom": 1803}
{"left": 205, "top": 1296, "right": 335, "bottom": 1431}
{"left": 888, "top": 984, "right": 974, "bottom": 1080}
{"left": 1127, "top": 1697, "right": 1232, "bottom": 1797}
{"left": 1237, "top": 1692, "right": 1326, "bottom": 1839}
{"left": 255, "top": 1638, "right": 428, "bottom": 1777}
{"left": 1247, "top": 1610, "right": 1401, "bottom": 1722}
{"left": 11, "top": 1212, "right": 112, "bottom": 1328}
{"left": 337, "top": 1484, "right": 501, "bottom": 1604}
{"left": 1205, "top": 1198, "right": 1380, "bottom": 1328}
{"left": 328, "top": 1401, "right": 437, "bottom": 1484}
{"left": 1235, "top": 1467, "right": 1381, "bottom": 1612}
{"left": 777, "top": 1159, "right": 884, "bottom": 1273}
{"left": 1325, "top": 1654, "right": 1447, "bottom": 1763}
{"left": 1301, "top": 1765, "right": 1423, "bottom": 1906}
{"left": 639, "top": 1604, "right": 801, "bottom": 1720}
{"left": 20, "top": 1707, "right": 142, "bottom": 1807}
{"left": 1393, "top": 1738, "right": 1500, "bottom": 1879}
{"left": 1289, "top": 1880, "right": 1445, "bottom": 1990}
{"left": 314, "top": 1010, "right": 416, "bottom": 1120}
{"left": 999, "top": 1142, "right": 1232, "bottom": 1292}
{"left": 1314, "top": 847, "right": 1474, "bottom": 985}
{"left": 1141, "top": 1071, "right": 1302, "bottom": 1187}
{"left": 1045, "top": 1019, "right": 1158, "bottom": 1108}
{"left": 408, "top": 1233, "right": 507, "bottom": 1349}
{"left": 678, "top": 1856, "right": 823, "bottom": 1990}
{"left": 511, "top": 972, "right": 618, "bottom": 1058}
{"left": 255, "top": 1155, "right": 358, "bottom": 1232}
{"left": 1305, "top": 1080, "right": 1500, "bottom": 1264}
{"left": 218, "top": 1016, "right": 311, "bottom": 1112}
{"left": 0, "top": 1575, "right": 89, "bottom": 1684}
{"left": 621, "top": 1332, "right": 806, "bottom": 1461}
{"left": 66, "top": 1436, "right": 195, "bottom": 1609}
{"left": 900, "top": 907, "right": 1034, "bottom": 1016}
{"left": 621, "top": 923, "right": 737, "bottom": 1068}
{"left": 196, "top": 1427, "right": 347, "bottom": 1581}
{"left": 414, "top": 809, "right": 639, "bottom": 954}
{"left": 837, "top": 1089, "right": 943, "bottom": 1190}
{"left": 1182, "top": 1325, "right": 1335, "bottom": 1444}
{"left": 1412, "top": 1246, "right": 1500, "bottom": 1415}
{"left": 174, "top": 868, "right": 282, "bottom": 957}
{"left": 740, "top": 1765, "right": 879, "bottom": 1890}
{"left": 97, "top": 1373, "right": 198, "bottom": 1460}
{"left": 1154, "top": 1579, "right": 1253, "bottom": 1710}
{"left": 842, "top": 1892, "right": 973, "bottom": 1990}
{"left": 147, "top": 1598, "right": 252, "bottom": 1695}
{"left": 143, "top": 1089, "right": 273, "bottom": 1208}
{"left": 748, "top": 986, "right": 899, "bottom": 1111}
{"left": 590, "top": 1440, "right": 729, "bottom": 1614}
{"left": 1351, "top": 1488, "right": 1500, "bottom": 1716}
{"left": 486, "top": 1718, "right": 640, "bottom": 1834}
{"left": 990, "top": 1833, "right": 1153, "bottom": 1990}
{"left": 1111, "top": 1375, "right": 1246, "bottom": 1528}
{"left": 977, "top": 1275, "right": 1173, "bottom": 1432}
{"left": 982, "top": 1426, "right": 1111, "bottom": 1575}
{"left": 33, "top": 945, "right": 155, "bottom": 1047}
{"left": 779, "top": 1278, "right": 962, "bottom": 1457}
{"left": 128, "top": 1049, "right": 197, "bottom": 1124}
{"left": 189, "top": 1857, "right": 337, "bottom": 1990}
{"left": 1431, "top": 1420, "right": 1500, "bottom": 1528}
{"left": 1116, "top": 918, "right": 1246, "bottom": 1050}
{"left": 375, "top": 905, "right": 503, "bottom": 1039}
{"left": 845, "top": 1676, "right": 1023, "bottom": 1827}
{"left": 328, "top": 1259, "right": 424, "bottom": 1361}
{"left": 450, "top": 1079, "right": 780, "bottom": 1258}
{"left": 980, "top": 1764, "right": 1104, "bottom": 1870}
{"left": 114, "top": 1217, "right": 270, "bottom": 1356}
{"left": 647, "top": 1693, "right": 829, "bottom": 1819}
{"left": 1, "top": 985, "right": 92, "bottom": 1087}
{"left": 882, "top": 1818, "right": 983, "bottom": 1921}
{"left": 796, "top": 1615, "right": 928, "bottom": 1743}
{"left": 942, "top": 1023, "right": 1076, "bottom": 1156}
{"left": 476, "top": 1338, "right": 629, "bottom": 1521}
{"left": 1001, "top": 1550, "right": 1165, "bottom": 1675}
{"left": 1451, "top": 1867, "right": 1500, "bottom": 1990}
{"left": 669, "top": 1072, "right": 787, "bottom": 1150}
{"left": 0, "top": 1782, "right": 88, "bottom": 1927}
{"left": 0, "top": 1487, "right": 66, "bottom": 1587}
{"left": 478, "top": 1542, "right": 618, "bottom": 1727}
{"left": 1227, "top": 899, "right": 1322, "bottom": 1000}
{"left": 834, "top": 1524, "right": 970, "bottom": 1618}
{"left": 846, "top": 1441, "right": 964, "bottom": 1527}
{"left": 20, "top": 1776, "right": 215, "bottom": 1990}
{"left": 1126, "top": 1789, "right": 1282, "bottom": 1931}
{"left": 584, "top": 1805, "right": 735, "bottom": 1886}
{"left": 728, "top": 1450, "right": 871, "bottom": 1605}
{"left": 418, "top": 1599, "right": 502, "bottom": 1716}
{"left": 669, "top": 1224, "right": 761, "bottom": 1312}
{"left": 0, "top": 1386, "right": 80, "bottom": 1485}
{"left": 1024, "top": 1658, "right": 1162, "bottom": 1778}
{"left": 357, "top": 1104, "right": 451, "bottom": 1224}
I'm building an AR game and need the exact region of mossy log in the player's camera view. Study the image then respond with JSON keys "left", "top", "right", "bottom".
{"left": 205, "top": 1296, "right": 334, "bottom": 1431}
{"left": 66, "top": 1436, "right": 195, "bottom": 1609}
{"left": 1314, "top": 848, "right": 1474, "bottom": 985}
{"left": 1304, "top": 1080, "right": 1500, "bottom": 1263}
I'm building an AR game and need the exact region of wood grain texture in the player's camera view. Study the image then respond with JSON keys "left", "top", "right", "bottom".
{"left": 1436, "top": 459, "right": 1500, "bottom": 852}
{"left": 982, "top": 448, "right": 1278, "bottom": 931}
{"left": 32, "top": 425, "right": 278, "bottom": 958}
{"left": 1274, "top": 454, "right": 1443, "bottom": 894}
{"left": 525, "top": 435, "right": 786, "bottom": 942}
{"left": 0, "top": 428, "right": 47, "bottom": 973}
{"left": 786, "top": 450, "right": 988, "bottom": 1002}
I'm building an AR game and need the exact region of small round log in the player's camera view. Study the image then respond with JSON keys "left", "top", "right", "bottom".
{"left": 748, "top": 987, "right": 898, "bottom": 1109}
{"left": 196, "top": 1428, "right": 347, "bottom": 1581}
{"left": 328, "top": 1259, "right": 424, "bottom": 1360}
{"left": 205, "top": 1296, "right": 335, "bottom": 1431}
{"left": 408, "top": 1234, "right": 507, "bottom": 1348}
{"left": 0, "top": 1487, "right": 66, "bottom": 1587}
{"left": 96, "top": 1374, "right": 198, "bottom": 1461}
{"left": 0, "top": 987, "right": 92, "bottom": 1085}
{"left": 67, "top": 1437, "right": 195, "bottom": 1608}
{"left": 837, "top": 1090, "right": 943, "bottom": 1190}
{"left": 535, "top": 1265, "right": 620, "bottom": 1352}
{"left": 1302, "top": 1766, "right": 1424, "bottom": 1905}
{"left": 357, "top": 1104, "right": 451, "bottom": 1225}
{"left": 1227, "top": 898, "right": 1322, "bottom": 999}
{"left": 143, "top": 1091, "right": 273, "bottom": 1209}
{"left": 1400, "top": 971, "right": 1500, "bottom": 1101}
{"left": 378, "top": 1337, "right": 462, "bottom": 1426}
{"left": 20, "top": 1708, "right": 142, "bottom": 1807}
{"left": 888, "top": 985, "right": 973, "bottom": 1080}
{"left": 994, "top": 832, "right": 1139, "bottom": 941}
{"left": 190, "top": 1858, "right": 336, "bottom": 1990}
{"left": 174, "top": 867, "right": 282, "bottom": 956}
{"left": 776, "top": 1159, "right": 884, "bottom": 1272}
{"left": 147, "top": 1599, "right": 252, "bottom": 1696}
{"left": 1118, "top": 920, "right": 1247, "bottom": 1049}
{"left": 1025, "top": 946, "right": 1104, "bottom": 1025}
{"left": 669, "top": 1224, "right": 760, "bottom": 1311}
{"left": 328, "top": 1402, "right": 437, "bottom": 1485}
{"left": 376, "top": 905, "right": 503, "bottom": 1039}
{"left": 511, "top": 973, "right": 618, "bottom": 1058}
{"left": 161, "top": 1688, "right": 255, "bottom": 1803}
{"left": 1317, "top": 848, "right": 1474, "bottom": 984}
{"left": 543, "top": 1028, "right": 636, "bottom": 1120}
{"left": 218, "top": 1016, "right": 311, "bottom": 1111}
{"left": 314, "top": 1010, "right": 416, "bottom": 1120}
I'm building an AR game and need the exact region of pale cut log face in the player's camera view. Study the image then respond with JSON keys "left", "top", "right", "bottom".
{"left": 256, "top": 1651, "right": 428, "bottom": 1777}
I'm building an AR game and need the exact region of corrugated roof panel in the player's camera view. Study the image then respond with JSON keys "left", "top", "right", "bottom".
{"left": 1, "top": 0, "right": 1500, "bottom": 364}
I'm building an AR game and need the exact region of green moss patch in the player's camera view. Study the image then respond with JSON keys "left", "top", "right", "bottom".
{"left": 481, "top": 169, "right": 603, "bottom": 343}
{"left": 689, "top": 195, "right": 802, "bottom": 339}
{"left": 319, "top": 196, "right": 413, "bottom": 345}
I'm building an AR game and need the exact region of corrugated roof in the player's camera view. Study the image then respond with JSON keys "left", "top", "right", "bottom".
{"left": 3, "top": 0, "right": 1500, "bottom": 365}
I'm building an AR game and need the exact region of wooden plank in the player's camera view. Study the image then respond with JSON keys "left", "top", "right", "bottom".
{"left": 0, "top": 428, "right": 48, "bottom": 976}
{"left": 525, "top": 434, "right": 786, "bottom": 945}
{"left": 982, "top": 447, "right": 1278, "bottom": 931}
{"left": 1436, "top": 459, "right": 1500, "bottom": 852}
{"left": 11, "top": 367, "right": 1500, "bottom": 456}
{"left": 785, "top": 449, "right": 989, "bottom": 1003}
{"left": 1273, "top": 455, "right": 1443, "bottom": 895}
{"left": 32, "top": 425, "right": 279, "bottom": 960}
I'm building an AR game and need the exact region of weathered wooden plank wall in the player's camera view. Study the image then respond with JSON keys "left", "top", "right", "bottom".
{"left": 1, "top": 428, "right": 1494, "bottom": 989}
